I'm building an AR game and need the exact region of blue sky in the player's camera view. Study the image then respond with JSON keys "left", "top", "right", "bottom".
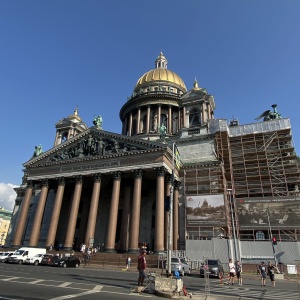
{"left": 0, "top": 0, "right": 299, "bottom": 210}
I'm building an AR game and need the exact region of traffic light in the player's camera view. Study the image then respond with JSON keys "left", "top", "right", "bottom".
{"left": 272, "top": 237, "right": 277, "bottom": 245}
{"left": 164, "top": 196, "right": 170, "bottom": 211}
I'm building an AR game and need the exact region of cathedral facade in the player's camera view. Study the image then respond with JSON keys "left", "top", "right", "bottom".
{"left": 7, "top": 53, "right": 300, "bottom": 253}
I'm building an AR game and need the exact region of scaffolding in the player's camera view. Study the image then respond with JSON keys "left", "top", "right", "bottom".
{"left": 216, "top": 119, "right": 300, "bottom": 198}
{"left": 214, "top": 118, "right": 300, "bottom": 241}
{"left": 183, "top": 163, "right": 231, "bottom": 239}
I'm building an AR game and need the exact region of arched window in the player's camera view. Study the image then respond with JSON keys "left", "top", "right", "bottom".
{"left": 61, "top": 132, "right": 68, "bottom": 143}
{"left": 189, "top": 108, "right": 201, "bottom": 127}
{"left": 161, "top": 114, "right": 168, "bottom": 132}
{"left": 132, "top": 119, "right": 137, "bottom": 135}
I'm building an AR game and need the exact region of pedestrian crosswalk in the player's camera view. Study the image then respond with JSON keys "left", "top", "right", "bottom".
{"left": 193, "top": 284, "right": 299, "bottom": 299}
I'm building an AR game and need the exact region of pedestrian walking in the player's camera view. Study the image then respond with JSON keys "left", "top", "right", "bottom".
{"left": 126, "top": 256, "right": 131, "bottom": 270}
{"left": 219, "top": 269, "right": 224, "bottom": 284}
{"left": 137, "top": 249, "right": 147, "bottom": 286}
{"left": 267, "top": 261, "right": 278, "bottom": 288}
{"left": 235, "top": 261, "right": 242, "bottom": 286}
{"left": 258, "top": 261, "right": 267, "bottom": 286}
{"left": 228, "top": 259, "right": 236, "bottom": 285}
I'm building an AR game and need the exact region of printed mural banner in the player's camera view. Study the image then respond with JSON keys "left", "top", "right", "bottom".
{"left": 236, "top": 196, "right": 300, "bottom": 228}
{"left": 186, "top": 194, "right": 226, "bottom": 226}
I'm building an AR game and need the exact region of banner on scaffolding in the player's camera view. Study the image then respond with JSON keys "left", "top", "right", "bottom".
{"left": 236, "top": 195, "right": 300, "bottom": 228}
{"left": 186, "top": 194, "right": 226, "bottom": 226}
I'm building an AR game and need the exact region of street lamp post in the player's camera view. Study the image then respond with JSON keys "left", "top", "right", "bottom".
{"left": 227, "top": 189, "right": 239, "bottom": 262}
{"left": 167, "top": 143, "right": 175, "bottom": 275}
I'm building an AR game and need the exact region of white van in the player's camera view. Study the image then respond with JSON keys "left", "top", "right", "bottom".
{"left": 6, "top": 247, "right": 46, "bottom": 264}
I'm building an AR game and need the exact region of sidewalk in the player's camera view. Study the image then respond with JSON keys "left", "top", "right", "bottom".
{"left": 81, "top": 264, "right": 293, "bottom": 299}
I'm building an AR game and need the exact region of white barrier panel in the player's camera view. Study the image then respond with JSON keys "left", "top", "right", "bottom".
{"left": 287, "top": 265, "right": 297, "bottom": 274}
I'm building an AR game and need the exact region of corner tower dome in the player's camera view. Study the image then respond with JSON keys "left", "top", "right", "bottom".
{"left": 134, "top": 52, "right": 187, "bottom": 93}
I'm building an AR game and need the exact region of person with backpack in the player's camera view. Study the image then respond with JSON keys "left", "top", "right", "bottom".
{"left": 235, "top": 261, "right": 242, "bottom": 286}
{"left": 258, "top": 261, "right": 267, "bottom": 286}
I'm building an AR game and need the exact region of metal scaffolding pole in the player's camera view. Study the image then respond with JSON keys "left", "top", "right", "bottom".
{"left": 227, "top": 189, "right": 239, "bottom": 262}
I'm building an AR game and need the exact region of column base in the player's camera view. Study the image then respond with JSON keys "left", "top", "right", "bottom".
{"left": 10, "top": 244, "right": 21, "bottom": 249}
{"left": 128, "top": 248, "right": 139, "bottom": 254}
{"left": 63, "top": 247, "right": 73, "bottom": 251}
{"left": 104, "top": 247, "right": 116, "bottom": 253}
{"left": 117, "top": 249, "right": 128, "bottom": 254}
{"left": 154, "top": 249, "right": 165, "bottom": 254}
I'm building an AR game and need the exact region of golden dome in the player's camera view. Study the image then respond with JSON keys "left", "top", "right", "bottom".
{"left": 68, "top": 107, "right": 82, "bottom": 121}
{"left": 134, "top": 52, "right": 187, "bottom": 92}
{"left": 134, "top": 69, "right": 187, "bottom": 92}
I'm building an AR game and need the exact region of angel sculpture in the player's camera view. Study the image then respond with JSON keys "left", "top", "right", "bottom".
{"left": 93, "top": 115, "right": 103, "bottom": 129}
{"left": 32, "top": 144, "right": 43, "bottom": 157}
{"left": 255, "top": 104, "right": 282, "bottom": 121}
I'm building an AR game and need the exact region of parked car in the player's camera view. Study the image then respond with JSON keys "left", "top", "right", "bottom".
{"left": 25, "top": 253, "right": 45, "bottom": 266}
{"left": 6, "top": 247, "right": 46, "bottom": 264}
{"left": 53, "top": 256, "right": 80, "bottom": 268}
{"left": 165, "top": 257, "right": 191, "bottom": 276}
{"left": 0, "top": 252, "right": 14, "bottom": 263}
{"left": 200, "top": 259, "right": 224, "bottom": 278}
{"left": 40, "top": 254, "right": 55, "bottom": 266}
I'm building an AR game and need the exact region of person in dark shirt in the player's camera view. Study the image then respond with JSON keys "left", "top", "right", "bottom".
{"left": 235, "top": 261, "right": 242, "bottom": 286}
{"left": 258, "top": 261, "right": 267, "bottom": 287}
{"left": 267, "top": 261, "right": 278, "bottom": 288}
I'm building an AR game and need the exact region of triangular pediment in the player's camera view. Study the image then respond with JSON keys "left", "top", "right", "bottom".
{"left": 181, "top": 88, "right": 208, "bottom": 101}
{"left": 24, "top": 128, "right": 168, "bottom": 168}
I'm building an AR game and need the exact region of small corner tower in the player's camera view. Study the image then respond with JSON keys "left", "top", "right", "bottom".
{"left": 54, "top": 107, "right": 88, "bottom": 146}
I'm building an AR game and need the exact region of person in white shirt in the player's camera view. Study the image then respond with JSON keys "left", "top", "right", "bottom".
{"left": 228, "top": 259, "right": 236, "bottom": 285}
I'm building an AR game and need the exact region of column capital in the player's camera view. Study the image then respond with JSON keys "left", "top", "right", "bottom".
{"left": 56, "top": 177, "right": 65, "bottom": 186}
{"left": 41, "top": 179, "right": 49, "bottom": 187}
{"left": 93, "top": 173, "right": 102, "bottom": 182}
{"left": 155, "top": 167, "right": 166, "bottom": 177}
{"left": 133, "top": 169, "right": 143, "bottom": 178}
{"left": 73, "top": 175, "right": 83, "bottom": 183}
{"left": 15, "top": 187, "right": 26, "bottom": 197}
{"left": 174, "top": 181, "right": 181, "bottom": 190}
{"left": 112, "top": 171, "right": 121, "bottom": 180}
{"left": 26, "top": 180, "right": 33, "bottom": 189}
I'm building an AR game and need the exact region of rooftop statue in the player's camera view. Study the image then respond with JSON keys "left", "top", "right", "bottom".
{"left": 159, "top": 123, "right": 167, "bottom": 139}
{"left": 32, "top": 144, "right": 43, "bottom": 157}
{"left": 255, "top": 104, "right": 282, "bottom": 122}
{"left": 93, "top": 115, "right": 103, "bottom": 129}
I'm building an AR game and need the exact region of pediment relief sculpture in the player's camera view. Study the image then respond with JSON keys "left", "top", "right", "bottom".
{"left": 45, "top": 135, "right": 142, "bottom": 162}
{"left": 24, "top": 128, "right": 165, "bottom": 168}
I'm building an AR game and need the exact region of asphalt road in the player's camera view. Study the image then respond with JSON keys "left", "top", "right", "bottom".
{"left": 0, "top": 263, "right": 155, "bottom": 300}
{"left": 0, "top": 263, "right": 299, "bottom": 300}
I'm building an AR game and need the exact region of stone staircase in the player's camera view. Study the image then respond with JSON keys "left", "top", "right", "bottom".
{"left": 49, "top": 251, "right": 162, "bottom": 269}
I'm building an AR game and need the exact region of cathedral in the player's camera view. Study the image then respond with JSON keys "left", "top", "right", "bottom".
{"left": 7, "top": 53, "right": 300, "bottom": 257}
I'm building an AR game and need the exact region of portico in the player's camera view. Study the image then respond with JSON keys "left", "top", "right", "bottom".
{"left": 10, "top": 131, "right": 180, "bottom": 253}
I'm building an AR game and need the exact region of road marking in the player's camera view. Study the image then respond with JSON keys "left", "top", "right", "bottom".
{"left": 58, "top": 282, "right": 72, "bottom": 287}
{"left": 28, "top": 279, "right": 44, "bottom": 284}
{"left": 1, "top": 277, "right": 20, "bottom": 281}
{"left": 49, "top": 290, "right": 101, "bottom": 300}
{"left": 194, "top": 285, "right": 300, "bottom": 300}
{"left": 92, "top": 285, "right": 103, "bottom": 291}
